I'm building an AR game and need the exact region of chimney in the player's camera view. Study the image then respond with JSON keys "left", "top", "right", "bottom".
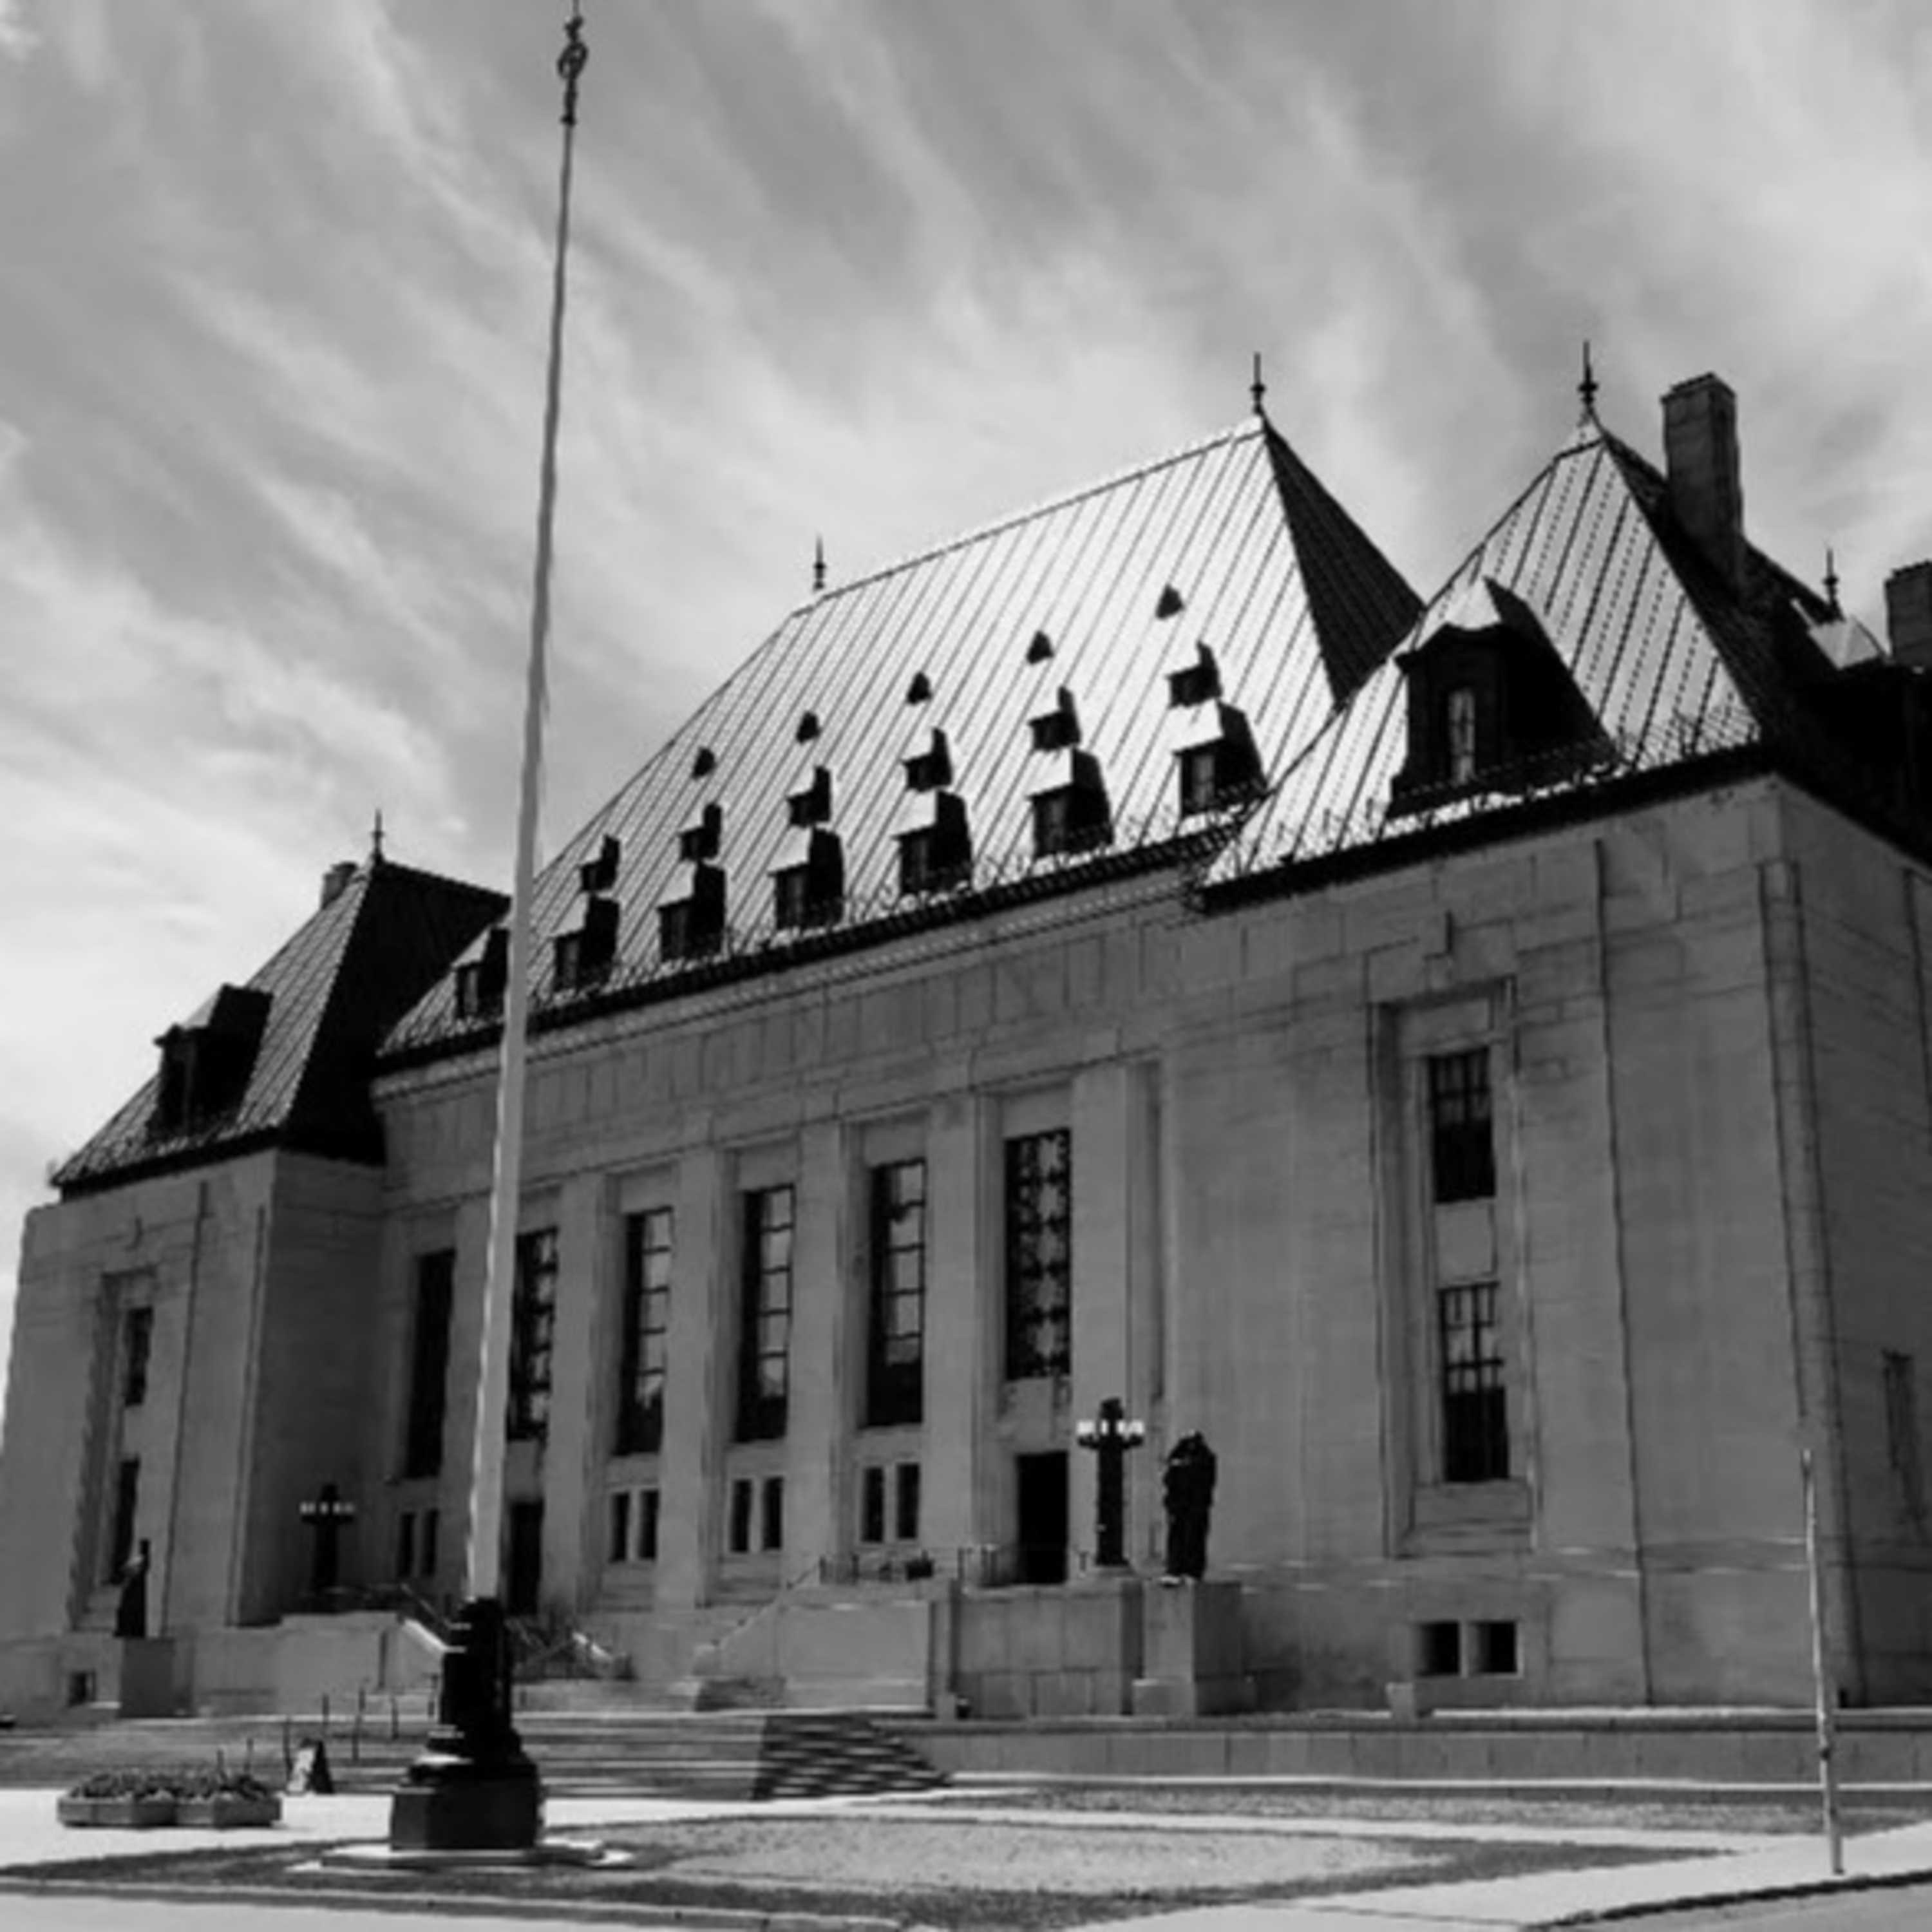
{"left": 1662, "top": 374, "right": 1747, "bottom": 594}
{"left": 1886, "top": 562, "right": 1932, "bottom": 669}
{"left": 319, "top": 860, "right": 357, "bottom": 909}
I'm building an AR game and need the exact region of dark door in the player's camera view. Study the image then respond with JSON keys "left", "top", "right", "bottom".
{"left": 506, "top": 1501, "right": 544, "bottom": 1616}
{"left": 1016, "top": 1452, "right": 1068, "bottom": 1585}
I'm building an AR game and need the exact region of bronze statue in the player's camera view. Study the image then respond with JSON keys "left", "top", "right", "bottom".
{"left": 1161, "top": 1433, "right": 1217, "bottom": 1581}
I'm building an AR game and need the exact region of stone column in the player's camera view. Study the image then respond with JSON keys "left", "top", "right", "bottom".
{"left": 1070, "top": 1065, "right": 1133, "bottom": 1572}
{"left": 784, "top": 1122, "right": 849, "bottom": 1573}
{"left": 439, "top": 1194, "right": 494, "bottom": 1602}
{"left": 540, "top": 1173, "right": 609, "bottom": 1612}
{"left": 922, "top": 1094, "right": 992, "bottom": 1570}
{"left": 655, "top": 1149, "right": 726, "bottom": 1611}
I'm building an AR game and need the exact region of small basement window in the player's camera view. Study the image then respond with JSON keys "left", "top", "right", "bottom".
{"left": 1472, "top": 1620, "right": 1520, "bottom": 1676}
{"left": 1417, "top": 1621, "right": 1461, "bottom": 1678}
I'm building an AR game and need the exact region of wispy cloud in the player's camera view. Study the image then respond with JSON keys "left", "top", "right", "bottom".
{"left": 2, "top": 0, "right": 1929, "bottom": 1405}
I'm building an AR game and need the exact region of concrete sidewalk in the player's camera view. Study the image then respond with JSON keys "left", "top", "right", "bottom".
{"left": 1094, "top": 1817, "right": 1932, "bottom": 1929}
{"left": 0, "top": 1784, "right": 1927, "bottom": 1929}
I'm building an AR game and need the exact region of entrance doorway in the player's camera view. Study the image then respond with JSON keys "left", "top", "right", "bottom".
{"left": 1015, "top": 1452, "right": 1068, "bottom": 1585}
{"left": 506, "top": 1500, "right": 544, "bottom": 1616}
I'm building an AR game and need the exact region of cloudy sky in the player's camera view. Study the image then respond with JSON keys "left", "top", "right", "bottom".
{"left": 1, "top": 0, "right": 1929, "bottom": 1409}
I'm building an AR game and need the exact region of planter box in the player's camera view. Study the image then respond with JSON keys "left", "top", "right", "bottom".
{"left": 57, "top": 1795, "right": 178, "bottom": 1829}
{"left": 176, "top": 1794, "right": 283, "bottom": 1829}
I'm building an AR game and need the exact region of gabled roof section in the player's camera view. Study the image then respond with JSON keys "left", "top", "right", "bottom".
{"left": 1211, "top": 418, "right": 1848, "bottom": 885}
{"left": 53, "top": 860, "right": 504, "bottom": 1197}
{"left": 388, "top": 414, "right": 1418, "bottom": 1056}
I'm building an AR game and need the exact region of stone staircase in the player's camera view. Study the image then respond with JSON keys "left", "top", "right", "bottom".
{"left": 0, "top": 1707, "right": 947, "bottom": 1802}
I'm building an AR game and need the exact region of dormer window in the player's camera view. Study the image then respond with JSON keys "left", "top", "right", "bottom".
{"left": 1390, "top": 577, "right": 1611, "bottom": 812}
{"left": 904, "top": 728, "right": 952, "bottom": 793}
{"left": 1446, "top": 685, "right": 1479, "bottom": 784}
{"left": 659, "top": 863, "right": 725, "bottom": 964}
{"left": 455, "top": 928, "right": 509, "bottom": 1019}
{"left": 1030, "top": 750, "right": 1113, "bottom": 858}
{"left": 1171, "top": 696, "right": 1262, "bottom": 815}
{"left": 1167, "top": 643, "right": 1221, "bottom": 709}
{"left": 677, "top": 803, "right": 722, "bottom": 863}
{"left": 786, "top": 766, "right": 832, "bottom": 828}
{"left": 554, "top": 895, "right": 618, "bottom": 993}
{"left": 149, "top": 985, "right": 272, "bottom": 1137}
{"left": 1028, "top": 687, "right": 1081, "bottom": 754}
{"left": 772, "top": 828, "right": 844, "bottom": 931}
{"left": 578, "top": 834, "right": 620, "bottom": 895}
{"left": 898, "top": 792, "right": 972, "bottom": 896}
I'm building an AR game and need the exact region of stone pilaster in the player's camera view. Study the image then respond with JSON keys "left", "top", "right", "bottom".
{"left": 540, "top": 1173, "right": 610, "bottom": 1612}
{"left": 655, "top": 1148, "right": 725, "bottom": 1610}
{"left": 783, "top": 1122, "right": 849, "bottom": 1572}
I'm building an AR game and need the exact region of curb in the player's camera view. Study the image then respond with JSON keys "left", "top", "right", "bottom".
{"left": 0, "top": 1875, "right": 899, "bottom": 1932}
{"left": 1542, "top": 1861, "right": 1932, "bottom": 1927}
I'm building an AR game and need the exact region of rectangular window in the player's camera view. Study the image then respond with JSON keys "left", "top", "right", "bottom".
{"left": 867, "top": 1160, "right": 927, "bottom": 1427}
{"left": 1417, "top": 1620, "right": 1461, "bottom": 1678}
{"left": 735, "top": 1187, "right": 794, "bottom": 1441}
{"left": 1439, "top": 1282, "right": 1509, "bottom": 1483}
{"left": 762, "top": 1475, "right": 785, "bottom": 1552}
{"left": 106, "top": 1457, "right": 140, "bottom": 1583}
{"left": 608, "top": 1490, "right": 632, "bottom": 1565}
{"left": 507, "top": 1229, "right": 559, "bottom": 1443}
{"left": 421, "top": 1506, "right": 440, "bottom": 1578}
{"left": 404, "top": 1250, "right": 455, "bottom": 1477}
{"left": 1005, "top": 1130, "right": 1072, "bottom": 1380}
{"left": 638, "top": 1486, "right": 660, "bottom": 1563}
{"left": 895, "top": 1462, "right": 922, "bottom": 1544}
{"left": 860, "top": 1465, "right": 886, "bottom": 1544}
{"left": 1885, "top": 1350, "right": 1926, "bottom": 1526}
{"left": 1472, "top": 1619, "right": 1520, "bottom": 1676}
{"left": 121, "top": 1307, "right": 153, "bottom": 1408}
{"left": 616, "top": 1209, "right": 673, "bottom": 1455}
{"left": 1446, "top": 685, "right": 1479, "bottom": 784}
{"left": 395, "top": 1511, "right": 416, "bottom": 1581}
{"left": 728, "top": 1477, "right": 754, "bottom": 1555}
{"left": 1428, "top": 1049, "right": 1496, "bottom": 1204}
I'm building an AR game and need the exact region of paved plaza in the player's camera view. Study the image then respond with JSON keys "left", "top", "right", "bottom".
{"left": 1, "top": 1781, "right": 1930, "bottom": 1929}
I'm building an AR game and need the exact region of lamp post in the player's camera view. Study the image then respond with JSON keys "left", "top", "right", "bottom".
{"left": 1075, "top": 1397, "right": 1146, "bottom": 1571}
{"left": 298, "top": 1483, "right": 357, "bottom": 1604}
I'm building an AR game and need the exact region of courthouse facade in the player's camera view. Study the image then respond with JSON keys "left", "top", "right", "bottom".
{"left": 7, "top": 369, "right": 1932, "bottom": 1719}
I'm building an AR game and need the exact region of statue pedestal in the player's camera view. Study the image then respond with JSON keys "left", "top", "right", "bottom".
{"left": 118, "top": 1639, "right": 180, "bottom": 1719}
{"left": 1132, "top": 1578, "right": 1253, "bottom": 1717}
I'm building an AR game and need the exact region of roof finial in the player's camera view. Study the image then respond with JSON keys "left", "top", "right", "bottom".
{"left": 1824, "top": 545, "right": 1842, "bottom": 618}
{"left": 1578, "top": 339, "right": 1600, "bottom": 424}
{"left": 558, "top": 1, "right": 588, "bottom": 128}
{"left": 370, "top": 807, "right": 386, "bottom": 866}
{"left": 1249, "top": 350, "right": 1267, "bottom": 417}
{"left": 811, "top": 535, "right": 827, "bottom": 595}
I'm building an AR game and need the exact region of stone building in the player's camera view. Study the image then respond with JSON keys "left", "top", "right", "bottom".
{"left": 6, "top": 370, "right": 1932, "bottom": 1721}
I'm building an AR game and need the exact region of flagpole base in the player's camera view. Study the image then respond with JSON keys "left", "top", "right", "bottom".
{"left": 388, "top": 1596, "right": 543, "bottom": 1853}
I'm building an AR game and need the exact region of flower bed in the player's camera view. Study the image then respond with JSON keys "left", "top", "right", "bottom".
{"left": 59, "top": 1766, "right": 283, "bottom": 1830}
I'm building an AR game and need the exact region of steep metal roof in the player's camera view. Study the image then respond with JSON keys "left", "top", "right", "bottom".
{"left": 1211, "top": 417, "right": 1846, "bottom": 882}
{"left": 386, "top": 413, "right": 1419, "bottom": 1054}
{"left": 53, "top": 860, "right": 504, "bottom": 1197}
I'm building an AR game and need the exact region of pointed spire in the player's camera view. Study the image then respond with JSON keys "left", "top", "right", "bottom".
{"left": 1824, "top": 545, "right": 1842, "bottom": 618}
{"left": 1249, "top": 350, "right": 1267, "bottom": 417}
{"left": 370, "top": 807, "right": 386, "bottom": 866}
{"left": 811, "top": 535, "right": 827, "bottom": 595}
{"left": 1578, "top": 339, "right": 1600, "bottom": 425}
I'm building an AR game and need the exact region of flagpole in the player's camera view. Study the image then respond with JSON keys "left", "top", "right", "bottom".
{"left": 466, "top": 0, "right": 589, "bottom": 1608}
{"left": 391, "top": 5, "right": 589, "bottom": 1856}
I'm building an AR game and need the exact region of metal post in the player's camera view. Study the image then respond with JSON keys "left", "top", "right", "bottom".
{"left": 1802, "top": 1447, "right": 1844, "bottom": 1876}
